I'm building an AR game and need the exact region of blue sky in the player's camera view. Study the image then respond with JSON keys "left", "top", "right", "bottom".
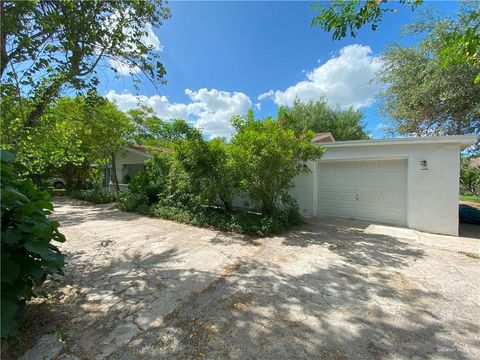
{"left": 101, "top": 1, "right": 459, "bottom": 139}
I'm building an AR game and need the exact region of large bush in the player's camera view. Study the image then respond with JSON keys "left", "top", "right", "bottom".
{"left": 118, "top": 114, "right": 324, "bottom": 234}
{"left": 230, "top": 111, "right": 324, "bottom": 214}
{"left": 119, "top": 154, "right": 171, "bottom": 212}
{"left": 460, "top": 157, "right": 480, "bottom": 196}
{"left": 1, "top": 151, "right": 65, "bottom": 337}
{"left": 170, "top": 129, "right": 237, "bottom": 211}
{"left": 71, "top": 188, "right": 118, "bottom": 204}
{"left": 150, "top": 204, "right": 301, "bottom": 236}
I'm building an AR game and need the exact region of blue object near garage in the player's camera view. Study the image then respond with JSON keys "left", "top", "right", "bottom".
{"left": 459, "top": 204, "right": 480, "bottom": 225}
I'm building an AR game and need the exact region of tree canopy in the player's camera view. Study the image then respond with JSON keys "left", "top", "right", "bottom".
{"left": 311, "top": 0, "right": 422, "bottom": 40}
{"left": 0, "top": 0, "right": 170, "bottom": 126}
{"left": 0, "top": 96, "right": 164, "bottom": 189}
{"left": 230, "top": 110, "right": 324, "bottom": 214}
{"left": 277, "top": 99, "right": 369, "bottom": 140}
{"left": 312, "top": 1, "right": 479, "bottom": 82}
{"left": 377, "top": 7, "right": 480, "bottom": 136}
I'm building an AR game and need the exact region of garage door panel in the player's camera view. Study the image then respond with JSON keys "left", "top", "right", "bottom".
{"left": 358, "top": 178, "right": 379, "bottom": 189}
{"left": 318, "top": 178, "right": 337, "bottom": 189}
{"left": 339, "top": 178, "right": 356, "bottom": 188}
{"left": 337, "top": 192, "right": 356, "bottom": 202}
{"left": 355, "top": 208, "right": 379, "bottom": 221}
{"left": 335, "top": 206, "right": 357, "bottom": 218}
{"left": 317, "top": 159, "right": 407, "bottom": 226}
{"left": 357, "top": 193, "right": 378, "bottom": 204}
{"left": 318, "top": 191, "right": 336, "bottom": 201}
{"left": 381, "top": 161, "right": 405, "bottom": 174}
{"left": 379, "top": 175, "right": 405, "bottom": 190}
{"left": 317, "top": 202, "right": 337, "bottom": 216}
{"left": 318, "top": 163, "right": 337, "bottom": 176}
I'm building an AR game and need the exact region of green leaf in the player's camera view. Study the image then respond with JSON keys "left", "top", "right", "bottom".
{"left": 32, "top": 223, "right": 52, "bottom": 238}
{"left": 1, "top": 259, "right": 20, "bottom": 284}
{"left": 24, "top": 241, "right": 50, "bottom": 256}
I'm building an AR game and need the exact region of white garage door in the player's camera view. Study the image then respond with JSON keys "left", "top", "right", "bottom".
{"left": 317, "top": 159, "right": 407, "bottom": 225}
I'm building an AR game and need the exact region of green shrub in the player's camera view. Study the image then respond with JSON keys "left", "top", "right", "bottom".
{"left": 1, "top": 151, "right": 65, "bottom": 338}
{"left": 119, "top": 155, "right": 171, "bottom": 212}
{"left": 460, "top": 157, "right": 480, "bottom": 196}
{"left": 230, "top": 110, "right": 324, "bottom": 214}
{"left": 71, "top": 188, "right": 117, "bottom": 204}
{"left": 149, "top": 204, "right": 301, "bottom": 236}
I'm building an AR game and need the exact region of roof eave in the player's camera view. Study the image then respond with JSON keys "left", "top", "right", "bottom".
{"left": 320, "top": 135, "right": 478, "bottom": 149}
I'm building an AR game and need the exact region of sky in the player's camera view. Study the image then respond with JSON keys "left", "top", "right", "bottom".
{"left": 100, "top": 0, "right": 460, "bottom": 139}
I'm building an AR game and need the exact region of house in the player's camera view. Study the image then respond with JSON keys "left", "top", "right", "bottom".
{"left": 107, "top": 145, "right": 170, "bottom": 191}
{"left": 291, "top": 134, "right": 478, "bottom": 236}
{"left": 469, "top": 157, "right": 480, "bottom": 168}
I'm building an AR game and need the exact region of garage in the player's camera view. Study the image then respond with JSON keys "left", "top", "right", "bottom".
{"left": 317, "top": 159, "right": 407, "bottom": 226}
{"left": 291, "top": 134, "right": 478, "bottom": 236}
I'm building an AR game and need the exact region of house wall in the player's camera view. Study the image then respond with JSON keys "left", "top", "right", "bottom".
{"left": 114, "top": 149, "right": 152, "bottom": 185}
{"left": 292, "top": 143, "right": 462, "bottom": 236}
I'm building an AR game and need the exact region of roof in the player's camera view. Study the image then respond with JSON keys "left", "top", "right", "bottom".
{"left": 470, "top": 157, "right": 480, "bottom": 168}
{"left": 312, "top": 132, "right": 335, "bottom": 143}
{"left": 130, "top": 145, "right": 172, "bottom": 154}
{"left": 321, "top": 135, "right": 478, "bottom": 149}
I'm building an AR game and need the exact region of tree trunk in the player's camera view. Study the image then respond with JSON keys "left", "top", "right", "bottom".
{"left": 110, "top": 152, "right": 120, "bottom": 192}
{"left": 0, "top": 2, "right": 8, "bottom": 78}
{"left": 219, "top": 194, "right": 232, "bottom": 213}
{"left": 24, "top": 81, "right": 62, "bottom": 127}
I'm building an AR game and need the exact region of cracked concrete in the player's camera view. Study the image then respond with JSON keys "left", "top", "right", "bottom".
{"left": 10, "top": 198, "right": 480, "bottom": 359}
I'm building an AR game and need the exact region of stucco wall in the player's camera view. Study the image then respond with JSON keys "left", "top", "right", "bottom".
{"left": 114, "top": 148, "right": 152, "bottom": 185}
{"left": 292, "top": 143, "right": 462, "bottom": 236}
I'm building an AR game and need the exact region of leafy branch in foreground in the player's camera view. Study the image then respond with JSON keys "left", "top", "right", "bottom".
{"left": 311, "top": 0, "right": 422, "bottom": 40}
{"left": 1, "top": 0, "right": 170, "bottom": 126}
{"left": 1, "top": 151, "right": 65, "bottom": 338}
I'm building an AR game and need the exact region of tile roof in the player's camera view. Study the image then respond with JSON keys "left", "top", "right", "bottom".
{"left": 312, "top": 132, "right": 335, "bottom": 143}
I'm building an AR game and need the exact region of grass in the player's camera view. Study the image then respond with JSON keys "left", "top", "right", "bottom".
{"left": 460, "top": 194, "right": 480, "bottom": 203}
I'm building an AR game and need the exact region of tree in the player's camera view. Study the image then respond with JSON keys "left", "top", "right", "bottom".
{"left": 0, "top": 96, "right": 141, "bottom": 190}
{"left": 460, "top": 157, "right": 480, "bottom": 197}
{"left": 311, "top": 1, "right": 479, "bottom": 82}
{"left": 0, "top": 96, "right": 90, "bottom": 185}
{"left": 311, "top": 0, "right": 422, "bottom": 40}
{"left": 230, "top": 111, "right": 324, "bottom": 215}
{"left": 377, "top": 9, "right": 480, "bottom": 136}
{"left": 437, "top": 5, "right": 480, "bottom": 83}
{"left": 85, "top": 98, "right": 135, "bottom": 192}
{"left": 277, "top": 99, "right": 369, "bottom": 140}
{"left": 127, "top": 105, "right": 168, "bottom": 145}
{"left": 0, "top": 0, "right": 170, "bottom": 127}
{"left": 164, "top": 120, "right": 237, "bottom": 211}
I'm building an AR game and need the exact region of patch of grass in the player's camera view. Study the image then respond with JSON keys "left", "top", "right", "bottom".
{"left": 460, "top": 194, "right": 480, "bottom": 203}
{"left": 459, "top": 251, "right": 480, "bottom": 260}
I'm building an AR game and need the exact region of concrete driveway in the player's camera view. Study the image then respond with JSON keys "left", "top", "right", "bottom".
{"left": 12, "top": 198, "right": 480, "bottom": 360}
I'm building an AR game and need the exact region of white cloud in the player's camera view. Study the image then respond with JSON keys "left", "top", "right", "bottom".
{"left": 143, "top": 23, "right": 163, "bottom": 52}
{"left": 260, "top": 44, "right": 381, "bottom": 109}
{"left": 106, "top": 88, "right": 252, "bottom": 138}
{"left": 257, "top": 90, "right": 274, "bottom": 101}
{"left": 254, "top": 103, "right": 261, "bottom": 111}
{"left": 106, "top": 11, "right": 163, "bottom": 75}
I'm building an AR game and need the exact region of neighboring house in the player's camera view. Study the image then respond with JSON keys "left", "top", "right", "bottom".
{"left": 469, "top": 157, "right": 480, "bottom": 168}
{"left": 106, "top": 145, "right": 170, "bottom": 191}
{"left": 291, "top": 134, "right": 478, "bottom": 236}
